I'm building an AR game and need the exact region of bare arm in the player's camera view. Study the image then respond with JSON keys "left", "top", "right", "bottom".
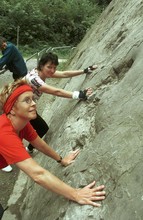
{"left": 30, "top": 136, "right": 80, "bottom": 166}
{"left": 53, "top": 65, "right": 98, "bottom": 78}
{"left": 38, "top": 84, "right": 93, "bottom": 100}
{"left": 38, "top": 83, "right": 73, "bottom": 98}
{"left": 53, "top": 70, "right": 84, "bottom": 78}
{"left": 16, "top": 158, "right": 106, "bottom": 206}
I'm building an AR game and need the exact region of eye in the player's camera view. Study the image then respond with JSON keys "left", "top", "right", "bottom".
{"left": 24, "top": 97, "right": 31, "bottom": 104}
{"left": 18, "top": 96, "right": 37, "bottom": 104}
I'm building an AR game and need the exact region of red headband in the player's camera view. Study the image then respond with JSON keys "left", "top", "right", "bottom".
{"left": 3, "top": 85, "right": 33, "bottom": 114}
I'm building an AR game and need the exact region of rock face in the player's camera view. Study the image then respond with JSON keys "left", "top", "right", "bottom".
{"left": 4, "top": 0, "right": 143, "bottom": 219}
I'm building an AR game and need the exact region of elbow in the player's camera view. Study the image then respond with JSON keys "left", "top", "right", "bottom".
{"left": 53, "top": 89, "right": 64, "bottom": 97}
{"left": 32, "top": 169, "right": 46, "bottom": 185}
{"left": 62, "top": 74, "right": 68, "bottom": 78}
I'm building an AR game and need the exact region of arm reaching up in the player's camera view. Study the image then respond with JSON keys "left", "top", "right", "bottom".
{"left": 31, "top": 136, "right": 80, "bottom": 167}
{"left": 53, "top": 65, "right": 98, "bottom": 78}
{"left": 16, "top": 158, "right": 106, "bottom": 207}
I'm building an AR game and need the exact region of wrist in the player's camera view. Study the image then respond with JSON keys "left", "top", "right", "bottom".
{"left": 72, "top": 90, "right": 87, "bottom": 100}
{"left": 73, "top": 189, "right": 80, "bottom": 203}
{"left": 83, "top": 67, "right": 89, "bottom": 74}
{"left": 79, "top": 90, "right": 87, "bottom": 100}
{"left": 57, "top": 156, "right": 63, "bottom": 163}
{"left": 72, "top": 91, "right": 80, "bottom": 99}
{"left": 84, "top": 65, "right": 94, "bottom": 74}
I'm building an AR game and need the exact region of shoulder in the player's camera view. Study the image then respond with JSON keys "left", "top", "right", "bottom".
{"left": 25, "top": 69, "right": 45, "bottom": 87}
{"left": 6, "top": 42, "right": 14, "bottom": 49}
{"left": 4, "top": 42, "right": 16, "bottom": 54}
{"left": 25, "top": 69, "right": 38, "bottom": 82}
{"left": 26, "top": 69, "right": 39, "bottom": 79}
{"left": 0, "top": 114, "right": 11, "bottom": 129}
{"left": 0, "top": 116, "right": 21, "bottom": 145}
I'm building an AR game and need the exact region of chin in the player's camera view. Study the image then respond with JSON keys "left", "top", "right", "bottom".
{"left": 30, "top": 112, "right": 37, "bottom": 119}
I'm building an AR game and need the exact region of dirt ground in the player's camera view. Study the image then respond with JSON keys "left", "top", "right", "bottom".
{"left": 0, "top": 166, "right": 20, "bottom": 209}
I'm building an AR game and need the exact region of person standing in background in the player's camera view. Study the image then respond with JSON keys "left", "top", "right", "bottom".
{"left": 0, "top": 36, "right": 27, "bottom": 80}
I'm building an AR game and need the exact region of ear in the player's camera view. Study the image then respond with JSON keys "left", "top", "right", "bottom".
{"left": 2, "top": 42, "right": 7, "bottom": 49}
{"left": 10, "top": 108, "right": 16, "bottom": 116}
{"left": 39, "top": 64, "right": 43, "bottom": 71}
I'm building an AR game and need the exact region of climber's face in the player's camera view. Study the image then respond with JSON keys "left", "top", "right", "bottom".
{"left": 40, "top": 61, "right": 57, "bottom": 78}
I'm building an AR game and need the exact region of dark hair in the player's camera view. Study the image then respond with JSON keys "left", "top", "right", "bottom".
{"left": 37, "top": 52, "right": 59, "bottom": 71}
{"left": 0, "top": 36, "right": 6, "bottom": 46}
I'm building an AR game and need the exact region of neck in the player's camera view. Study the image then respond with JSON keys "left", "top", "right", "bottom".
{"left": 38, "top": 70, "right": 46, "bottom": 81}
{"left": 7, "top": 114, "right": 28, "bottom": 133}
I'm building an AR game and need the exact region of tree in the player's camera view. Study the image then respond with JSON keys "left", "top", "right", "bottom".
{"left": 0, "top": 0, "right": 108, "bottom": 48}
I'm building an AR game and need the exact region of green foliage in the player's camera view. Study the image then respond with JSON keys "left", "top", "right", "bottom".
{"left": 0, "top": 0, "right": 47, "bottom": 44}
{"left": 39, "top": 0, "right": 103, "bottom": 45}
{"left": 0, "top": 0, "right": 110, "bottom": 50}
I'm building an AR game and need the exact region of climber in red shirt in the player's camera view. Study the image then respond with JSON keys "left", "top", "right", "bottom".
{"left": 0, "top": 79, "right": 105, "bottom": 207}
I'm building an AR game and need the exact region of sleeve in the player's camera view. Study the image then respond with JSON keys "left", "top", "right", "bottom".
{"left": 20, "top": 122, "right": 38, "bottom": 142}
{"left": 25, "top": 70, "right": 46, "bottom": 89}
{"left": 0, "top": 133, "right": 31, "bottom": 165}
{"left": 0, "top": 44, "right": 13, "bottom": 69}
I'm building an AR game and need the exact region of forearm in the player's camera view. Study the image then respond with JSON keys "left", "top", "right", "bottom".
{"left": 50, "top": 89, "right": 72, "bottom": 98}
{"left": 0, "top": 58, "right": 6, "bottom": 68}
{"left": 17, "top": 159, "right": 106, "bottom": 206}
{"left": 37, "top": 169, "right": 77, "bottom": 201}
{"left": 40, "top": 85, "right": 90, "bottom": 100}
{"left": 35, "top": 172, "right": 106, "bottom": 206}
{"left": 54, "top": 65, "right": 98, "bottom": 78}
{"left": 40, "top": 85, "right": 73, "bottom": 98}
{"left": 59, "top": 70, "right": 84, "bottom": 78}
{"left": 53, "top": 70, "right": 84, "bottom": 78}
{"left": 0, "top": 48, "right": 12, "bottom": 67}
{"left": 31, "top": 137, "right": 62, "bottom": 162}
{"left": 17, "top": 159, "right": 77, "bottom": 201}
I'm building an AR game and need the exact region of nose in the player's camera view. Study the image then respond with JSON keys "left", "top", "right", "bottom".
{"left": 31, "top": 99, "right": 36, "bottom": 105}
{"left": 51, "top": 67, "right": 56, "bottom": 74}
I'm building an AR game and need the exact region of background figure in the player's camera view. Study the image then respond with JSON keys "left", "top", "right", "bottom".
{"left": 0, "top": 36, "right": 27, "bottom": 80}
{"left": 24, "top": 52, "right": 97, "bottom": 153}
{"left": 0, "top": 79, "right": 106, "bottom": 207}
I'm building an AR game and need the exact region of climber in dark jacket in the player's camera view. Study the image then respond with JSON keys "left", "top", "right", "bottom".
{"left": 0, "top": 36, "right": 27, "bottom": 80}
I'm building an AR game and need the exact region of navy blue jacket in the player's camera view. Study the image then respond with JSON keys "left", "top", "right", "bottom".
{"left": 0, "top": 42, "right": 27, "bottom": 79}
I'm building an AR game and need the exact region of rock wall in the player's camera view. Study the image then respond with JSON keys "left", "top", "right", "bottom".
{"left": 4, "top": 0, "right": 143, "bottom": 219}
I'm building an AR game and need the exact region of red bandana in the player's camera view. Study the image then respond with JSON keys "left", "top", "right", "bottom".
{"left": 3, "top": 85, "right": 33, "bottom": 114}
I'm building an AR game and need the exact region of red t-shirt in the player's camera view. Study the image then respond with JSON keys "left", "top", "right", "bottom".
{"left": 0, "top": 114, "right": 38, "bottom": 168}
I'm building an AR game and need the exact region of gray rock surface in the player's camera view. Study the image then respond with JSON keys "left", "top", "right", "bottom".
{"left": 3, "top": 0, "right": 143, "bottom": 219}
